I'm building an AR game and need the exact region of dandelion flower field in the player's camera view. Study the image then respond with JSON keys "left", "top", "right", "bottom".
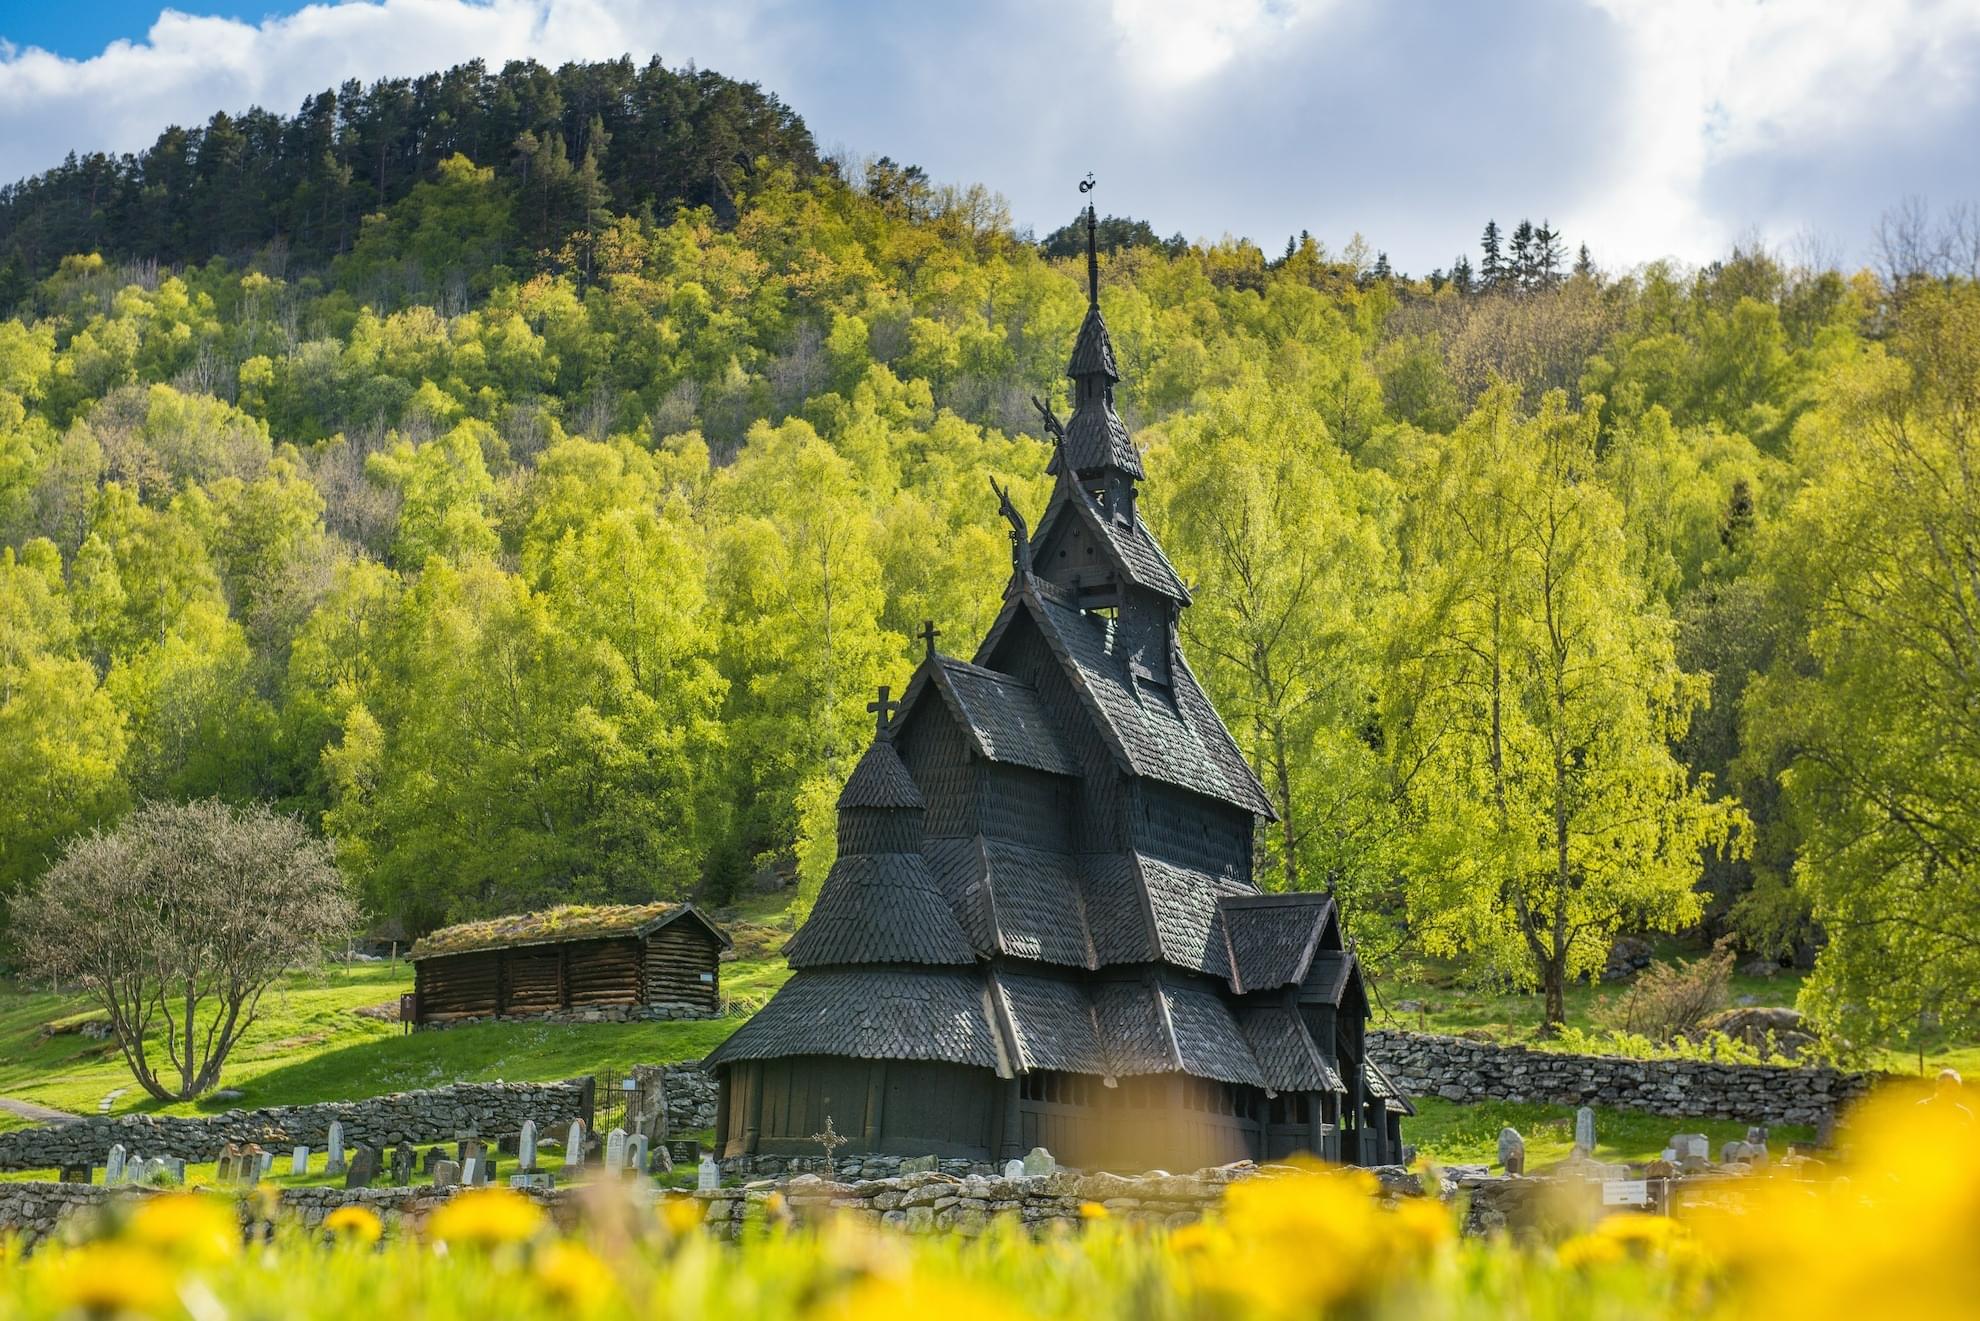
{"left": 3, "top": 1090, "right": 1974, "bottom": 1321}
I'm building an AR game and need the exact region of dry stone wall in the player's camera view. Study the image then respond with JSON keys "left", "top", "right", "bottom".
{"left": 0, "top": 1079, "right": 593, "bottom": 1172}
{"left": 1368, "top": 1030, "right": 1874, "bottom": 1126}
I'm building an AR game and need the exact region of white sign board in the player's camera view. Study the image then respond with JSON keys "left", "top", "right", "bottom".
{"left": 1601, "top": 1179, "right": 1650, "bottom": 1207}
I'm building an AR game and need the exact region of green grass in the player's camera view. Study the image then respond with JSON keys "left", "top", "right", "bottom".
{"left": 1402, "top": 1096, "right": 1816, "bottom": 1168}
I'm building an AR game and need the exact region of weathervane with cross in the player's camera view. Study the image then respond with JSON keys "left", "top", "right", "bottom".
{"left": 919, "top": 619, "right": 941, "bottom": 662}
{"left": 867, "top": 684, "right": 898, "bottom": 735}
{"left": 808, "top": 1114, "right": 849, "bottom": 1175}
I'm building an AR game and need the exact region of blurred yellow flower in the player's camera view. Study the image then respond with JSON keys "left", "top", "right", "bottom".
{"left": 1077, "top": 1201, "right": 1108, "bottom": 1220}
{"left": 535, "top": 1240, "right": 615, "bottom": 1310}
{"left": 43, "top": 1242, "right": 178, "bottom": 1314}
{"left": 426, "top": 1188, "right": 546, "bottom": 1247}
{"left": 1556, "top": 1232, "right": 1625, "bottom": 1271}
{"left": 324, "top": 1204, "right": 383, "bottom": 1245}
{"left": 126, "top": 1192, "right": 239, "bottom": 1264}
{"left": 659, "top": 1196, "right": 704, "bottom": 1236}
{"left": 817, "top": 1274, "right": 1027, "bottom": 1321}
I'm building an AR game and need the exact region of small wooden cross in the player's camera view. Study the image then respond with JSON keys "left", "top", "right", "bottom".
{"left": 866, "top": 685, "right": 897, "bottom": 734}
{"left": 919, "top": 619, "right": 941, "bottom": 661}
{"left": 808, "top": 1115, "right": 849, "bottom": 1175}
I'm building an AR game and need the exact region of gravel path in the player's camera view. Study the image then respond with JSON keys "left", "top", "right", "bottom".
{"left": 0, "top": 1096, "right": 79, "bottom": 1125}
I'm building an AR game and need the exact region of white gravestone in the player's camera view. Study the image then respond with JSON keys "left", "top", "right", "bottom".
{"left": 1003, "top": 1159, "right": 1025, "bottom": 1179}
{"left": 604, "top": 1127, "right": 628, "bottom": 1174}
{"left": 697, "top": 1155, "right": 719, "bottom": 1192}
{"left": 627, "top": 1134, "right": 649, "bottom": 1177}
{"left": 566, "top": 1120, "right": 587, "bottom": 1170}
{"left": 462, "top": 1156, "right": 479, "bottom": 1185}
{"left": 325, "top": 1121, "right": 347, "bottom": 1175}
{"left": 106, "top": 1144, "right": 127, "bottom": 1184}
{"left": 260, "top": 1151, "right": 275, "bottom": 1176}
{"left": 518, "top": 1120, "right": 538, "bottom": 1172}
{"left": 1574, "top": 1107, "right": 1596, "bottom": 1154}
{"left": 1021, "top": 1146, "right": 1055, "bottom": 1177}
{"left": 291, "top": 1146, "right": 309, "bottom": 1176}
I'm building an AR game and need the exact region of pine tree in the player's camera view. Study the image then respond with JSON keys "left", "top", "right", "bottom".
{"left": 1480, "top": 221, "right": 1504, "bottom": 288}
{"left": 1371, "top": 251, "right": 1392, "bottom": 281}
{"left": 1574, "top": 243, "right": 1596, "bottom": 280}
{"left": 1452, "top": 254, "right": 1474, "bottom": 295}
{"left": 1510, "top": 219, "right": 1536, "bottom": 289}
{"left": 1533, "top": 220, "right": 1564, "bottom": 289}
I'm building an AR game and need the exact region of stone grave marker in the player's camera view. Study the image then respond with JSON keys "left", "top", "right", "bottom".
{"left": 291, "top": 1146, "right": 310, "bottom": 1176}
{"left": 259, "top": 1151, "right": 275, "bottom": 1177}
{"left": 697, "top": 1154, "right": 719, "bottom": 1192}
{"left": 105, "top": 1143, "right": 127, "bottom": 1184}
{"left": 344, "top": 1145, "right": 378, "bottom": 1189}
{"left": 604, "top": 1128, "right": 628, "bottom": 1174}
{"left": 652, "top": 1142, "right": 674, "bottom": 1175}
{"left": 1574, "top": 1107, "right": 1596, "bottom": 1155}
{"left": 392, "top": 1142, "right": 415, "bottom": 1187}
{"left": 1498, "top": 1127, "right": 1525, "bottom": 1175}
{"left": 479, "top": 1156, "right": 498, "bottom": 1186}
{"left": 325, "top": 1122, "right": 347, "bottom": 1176}
{"left": 1671, "top": 1133, "right": 1711, "bottom": 1161}
{"left": 215, "top": 1150, "right": 235, "bottom": 1184}
{"left": 666, "top": 1139, "right": 699, "bottom": 1168}
{"left": 1021, "top": 1146, "right": 1055, "bottom": 1177}
{"left": 627, "top": 1134, "right": 649, "bottom": 1178}
{"left": 141, "top": 1157, "right": 170, "bottom": 1185}
{"left": 167, "top": 1158, "right": 187, "bottom": 1184}
{"left": 457, "top": 1138, "right": 485, "bottom": 1167}
{"left": 566, "top": 1119, "right": 587, "bottom": 1170}
{"left": 433, "top": 1159, "right": 460, "bottom": 1189}
{"left": 1003, "top": 1159, "right": 1025, "bottom": 1179}
{"left": 241, "top": 1156, "right": 261, "bottom": 1188}
{"left": 462, "top": 1155, "right": 480, "bottom": 1185}
{"left": 59, "top": 1163, "right": 93, "bottom": 1183}
{"left": 518, "top": 1120, "right": 538, "bottom": 1172}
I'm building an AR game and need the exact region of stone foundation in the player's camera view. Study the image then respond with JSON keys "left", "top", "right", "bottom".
{"left": 0, "top": 1079, "right": 594, "bottom": 1172}
{"left": 415, "top": 1004, "right": 720, "bottom": 1031}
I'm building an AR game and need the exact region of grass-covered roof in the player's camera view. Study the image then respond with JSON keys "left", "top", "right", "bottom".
{"left": 409, "top": 902, "right": 728, "bottom": 959}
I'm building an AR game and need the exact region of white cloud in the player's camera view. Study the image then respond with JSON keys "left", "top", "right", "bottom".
{"left": 1574, "top": 0, "right": 1980, "bottom": 264}
{"left": 1107, "top": 0, "right": 1329, "bottom": 86}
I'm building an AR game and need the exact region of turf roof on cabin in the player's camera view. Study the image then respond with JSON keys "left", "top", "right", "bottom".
{"left": 409, "top": 902, "right": 729, "bottom": 959}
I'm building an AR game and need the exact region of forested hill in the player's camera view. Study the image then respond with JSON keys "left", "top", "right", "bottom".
{"left": 0, "top": 56, "right": 817, "bottom": 302}
{"left": 0, "top": 55, "right": 1973, "bottom": 1054}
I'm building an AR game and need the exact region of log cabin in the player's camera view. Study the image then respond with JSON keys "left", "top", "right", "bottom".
{"left": 408, "top": 903, "right": 730, "bottom": 1026}
{"left": 706, "top": 205, "right": 1412, "bottom": 1171}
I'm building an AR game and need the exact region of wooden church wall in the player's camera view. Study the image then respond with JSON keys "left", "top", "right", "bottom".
{"left": 989, "top": 623, "right": 1126, "bottom": 849}
{"left": 895, "top": 709, "right": 981, "bottom": 838}
{"left": 978, "top": 762, "right": 1074, "bottom": 851}
{"left": 1131, "top": 780, "right": 1255, "bottom": 883}
{"left": 718, "top": 1058, "right": 997, "bottom": 1159}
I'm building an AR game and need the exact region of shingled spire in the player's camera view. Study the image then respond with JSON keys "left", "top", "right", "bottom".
{"left": 1053, "top": 189, "right": 1145, "bottom": 493}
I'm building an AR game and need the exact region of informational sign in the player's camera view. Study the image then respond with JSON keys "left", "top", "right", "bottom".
{"left": 1602, "top": 1179, "right": 1650, "bottom": 1206}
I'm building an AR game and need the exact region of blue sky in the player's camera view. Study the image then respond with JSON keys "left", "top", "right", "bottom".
{"left": 3, "top": 0, "right": 1980, "bottom": 273}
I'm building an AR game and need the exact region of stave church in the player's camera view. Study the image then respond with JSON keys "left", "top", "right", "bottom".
{"left": 706, "top": 203, "right": 1410, "bottom": 1172}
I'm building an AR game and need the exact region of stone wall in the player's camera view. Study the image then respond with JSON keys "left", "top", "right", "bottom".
{"left": 659, "top": 1064, "right": 718, "bottom": 1136}
{"left": 1367, "top": 1030, "right": 1874, "bottom": 1126}
{"left": 0, "top": 1079, "right": 594, "bottom": 1173}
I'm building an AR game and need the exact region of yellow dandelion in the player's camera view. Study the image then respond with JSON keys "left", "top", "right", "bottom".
{"left": 1167, "top": 1221, "right": 1220, "bottom": 1254}
{"left": 324, "top": 1204, "right": 383, "bottom": 1245}
{"left": 1595, "top": 1212, "right": 1682, "bottom": 1256}
{"left": 1078, "top": 1201, "right": 1109, "bottom": 1221}
{"left": 43, "top": 1242, "right": 178, "bottom": 1314}
{"left": 763, "top": 1191, "right": 787, "bottom": 1216}
{"left": 817, "top": 1275, "right": 1025, "bottom": 1321}
{"left": 426, "top": 1188, "right": 546, "bottom": 1247}
{"left": 1556, "top": 1232, "right": 1626, "bottom": 1271}
{"left": 125, "top": 1192, "right": 239, "bottom": 1264}
{"left": 659, "top": 1196, "right": 703, "bottom": 1236}
{"left": 534, "top": 1241, "right": 615, "bottom": 1310}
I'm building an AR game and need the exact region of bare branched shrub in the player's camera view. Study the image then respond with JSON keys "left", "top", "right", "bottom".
{"left": 9, "top": 800, "right": 357, "bottom": 1102}
{"left": 1598, "top": 939, "right": 1735, "bottom": 1044}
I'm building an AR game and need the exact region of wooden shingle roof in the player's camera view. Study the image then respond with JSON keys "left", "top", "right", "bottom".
{"left": 1221, "top": 892, "right": 1337, "bottom": 992}
{"left": 703, "top": 967, "right": 1003, "bottom": 1070}
{"left": 409, "top": 902, "right": 728, "bottom": 960}
{"left": 784, "top": 854, "right": 976, "bottom": 968}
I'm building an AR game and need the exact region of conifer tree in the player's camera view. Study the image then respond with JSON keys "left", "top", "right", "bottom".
{"left": 1533, "top": 220, "right": 1564, "bottom": 288}
{"left": 1574, "top": 242, "right": 1596, "bottom": 280}
{"left": 1452, "top": 253, "right": 1474, "bottom": 294}
{"left": 1510, "top": 219, "right": 1536, "bottom": 289}
{"left": 1480, "top": 220, "right": 1505, "bottom": 288}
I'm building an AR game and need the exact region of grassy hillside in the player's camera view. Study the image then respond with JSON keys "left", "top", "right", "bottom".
{"left": 0, "top": 892, "right": 800, "bottom": 1127}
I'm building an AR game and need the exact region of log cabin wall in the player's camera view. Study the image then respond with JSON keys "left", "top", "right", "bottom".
{"left": 564, "top": 937, "right": 643, "bottom": 1009}
{"left": 642, "top": 922, "right": 720, "bottom": 1010}
{"left": 413, "top": 951, "right": 501, "bottom": 1021}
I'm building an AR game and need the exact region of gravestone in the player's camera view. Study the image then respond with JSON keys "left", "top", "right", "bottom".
{"left": 566, "top": 1120, "right": 587, "bottom": 1170}
{"left": 1574, "top": 1107, "right": 1596, "bottom": 1155}
{"left": 1003, "top": 1159, "right": 1025, "bottom": 1180}
{"left": 604, "top": 1128, "right": 628, "bottom": 1174}
{"left": 1021, "top": 1146, "right": 1055, "bottom": 1177}
{"left": 433, "top": 1159, "right": 460, "bottom": 1189}
{"left": 344, "top": 1145, "right": 378, "bottom": 1189}
{"left": 141, "top": 1157, "right": 170, "bottom": 1185}
{"left": 462, "top": 1156, "right": 480, "bottom": 1186}
{"left": 1497, "top": 1127, "right": 1526, "bottom": 1176}
{"left": 627, "top": 1134, "right": 649, "bottom": 1178}
{"left": 478, "top": 1156, "right": 498, "bottom": 1186}
{"left": 457, "top": 1138, "right": 485, "bottom": 1168}
{"left": 240, "top": 1156, "right": 261, "bottom": 1188}
{"left": 422, "top": 1147, "right": 444, "bottom": 1175}
{"left": 105, "top": 1144, "right": 127, "bottom": 1184}
{"left": 392, "top": 1142, "right": 415, "bottom": 1187}
{"left": 216, "top": 1151, "right": 236, "bottom": 1184}
{"left": 518, "top": 1120, "right": 538, "bottom": 1172}
{"left": 59, "top": 1164, "right": 93, "bottom": 1184}
{"left": 666, "top": 1139, "right": 699, "bottom": 1168}
{"left": 1745, "top": 1125, "right": 1769, "bottom": 1149}
{"left": 259, "top": 1151, "right": 275, "bottom": 1177}
{"left": 167, "top": 1158, "right": 187, "bottom": 1184}
{"left": 291, "top": 1146, "right": 309, "bottom": 1177}
{"left": 1671, "top": 1133, "right": 1711, "bottom": 1161}
{"left": 697, "top": 1155, "right": 720, "bottom": 1192}
{"left": 325, "top": 1122, "right": 347, "bottom": 1176}
{"left": 652, "top": 1142, "right": 674, "bottom": 1176}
